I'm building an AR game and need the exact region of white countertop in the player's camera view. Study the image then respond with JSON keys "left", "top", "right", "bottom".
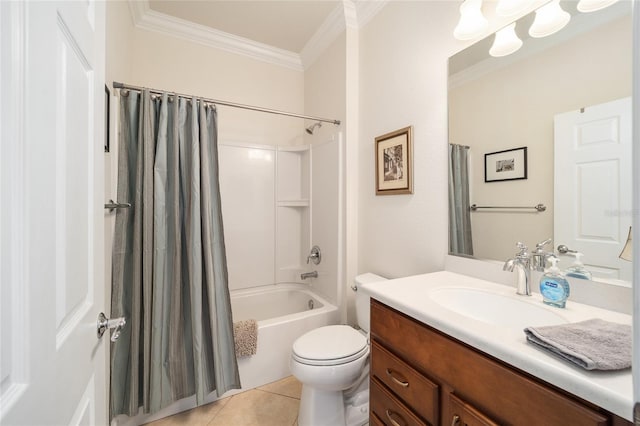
{"left": 361, "top": 270, "right": 633, "bottom": 422}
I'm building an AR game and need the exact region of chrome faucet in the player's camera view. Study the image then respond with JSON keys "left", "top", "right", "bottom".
{"left": 301, "top": 271, "right": 318, "bottom": 280}
{"left": 503, "top": 242, "right": 532, "bottom": 296}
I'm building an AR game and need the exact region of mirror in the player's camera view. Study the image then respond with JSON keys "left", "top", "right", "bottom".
{"left": 448, "top": 1, "right": 632, "bottom": 285}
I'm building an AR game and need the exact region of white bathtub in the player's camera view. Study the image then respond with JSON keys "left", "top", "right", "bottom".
{"left": 230, "top": 283, "right": 339, "bottom": 390}
{"left": 119, "top": 283, "right": 338, "bottom": 426}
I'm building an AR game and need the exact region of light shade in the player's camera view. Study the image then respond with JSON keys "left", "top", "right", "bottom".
{"left": 454, "top": 0, "right": 489, "bottom": 41}
{"left": 489, "top": 23, "right": 523, "bottom": 57}
{"left": 529, "top": 0, "right": 571, "bottom": 38}
{"left": 619, "top": 226, "right": 632, "bottom": 261}
{"left": 496, "top": 0, "right": 535, "bottom": 17}
{"left": 577, "top": 0, "right": 619, "bottom": 13}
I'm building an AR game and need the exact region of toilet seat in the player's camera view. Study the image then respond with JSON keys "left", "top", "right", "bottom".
{"left": 292, "top": 325, "right": 368, "bottom": 366}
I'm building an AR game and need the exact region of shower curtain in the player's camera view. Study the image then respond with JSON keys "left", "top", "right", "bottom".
{"left": 448, "top": 144, "right": 474, "bottom": 256}
{"left": 110, "top": 90, "right": 240, "bottom": 418}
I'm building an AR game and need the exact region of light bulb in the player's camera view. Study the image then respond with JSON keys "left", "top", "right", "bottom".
{"left": 496, "top": 0, "right": 535, "bottom": 17}
{"left": 454, "top": 0, "right": 489, "bottom": 41}
{"left": 489, "top": 22, "right": 523, "bottom": 57}
{"left": 577, "top": 0, "right": 619, "bottom": 13}
{"left": 529, "top": 0, "right": 571, "bottom": 38}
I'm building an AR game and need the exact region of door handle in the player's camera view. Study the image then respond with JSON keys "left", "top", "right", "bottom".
{"left": 97, "top": 312, "right": 126, "bottom": 342}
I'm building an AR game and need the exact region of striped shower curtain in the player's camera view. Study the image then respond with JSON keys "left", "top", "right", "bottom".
{"left": 448, "top": 143, "right": 474, "bottom": 256}
{"left": 110, "top": 90, "right": 240, "bottom": 418}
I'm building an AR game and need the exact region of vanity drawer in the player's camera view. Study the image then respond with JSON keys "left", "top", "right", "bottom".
{"left": 370, "top": 411, "right": 386, "bottom": 426}
{"left": 448, "top": 393, "right": 499, "bottom": 426}
{"left": 370, "top": 378, "right": 428, "bottom": 426}
{"left": 371, "top": 340, "right": 439, "bottom": 425}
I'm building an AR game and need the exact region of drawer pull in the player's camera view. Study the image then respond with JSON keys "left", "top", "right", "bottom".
{"left": 451, "top": 414, "right": 461, "bottom": 426}
{"left": 385, "top": 409, "right": 407, "bottom": 426}
{"left": 385, "top": 368, "right": 409, "bottom": 387}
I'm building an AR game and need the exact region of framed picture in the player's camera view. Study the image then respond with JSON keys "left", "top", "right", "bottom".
{"left": 484, "top": 147, "right": 527, "bottom": 182}
{"left": 104, "top": 85, "right": 110, "bottom": 153}
{"left": 375, "top": 126, "right": 413, "bottom": 195}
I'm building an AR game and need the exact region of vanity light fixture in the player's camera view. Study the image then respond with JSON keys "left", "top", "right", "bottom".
{"left": 454, "top": 0, "right": 489, "bottom": 40}
{"left": 489, "top": 23, "right": 523, "bottom": 57}
{"left": 529, "top": 0, "right": 571, "bottom": 38}
{"left": 577, "top": 0, "right": 619, "bottom": 13}
{"left": 496, "top": 0, "right": 535, "bottom": 17}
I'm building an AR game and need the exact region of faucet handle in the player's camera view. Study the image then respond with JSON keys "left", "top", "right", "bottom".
{"left": 306, "top": 245, "right": 321, "bottom": 265}
{"left": 515, "top": 242, "right": 529, "bottom": 256}
{"left": 535, "top": 238, "right": 552, "bottom": 251}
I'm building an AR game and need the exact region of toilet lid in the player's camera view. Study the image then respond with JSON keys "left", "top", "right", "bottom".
{"left": 292, "top": 325, "right": 368, "bottom": 366}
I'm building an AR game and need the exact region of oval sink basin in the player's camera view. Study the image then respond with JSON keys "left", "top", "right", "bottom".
{"left": 429, "top": 287, "right": 567, "bottom": 332}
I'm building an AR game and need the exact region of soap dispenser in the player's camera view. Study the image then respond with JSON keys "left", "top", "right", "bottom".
{"left": 565, "top": 252, "right": 592, "bottom": 280}
{"left": 539, "top": 257, "right": 570, "bottom": 308}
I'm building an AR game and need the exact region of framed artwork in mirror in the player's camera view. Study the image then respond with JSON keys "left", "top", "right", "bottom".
{"left": 375, "top": 126, "right": 413, "bottom": 195}
{"left": 484, "top": 147, "right": 527, "bottom": 183}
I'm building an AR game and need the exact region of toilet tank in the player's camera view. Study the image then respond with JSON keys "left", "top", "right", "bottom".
{"left": 354, "top": 273, "right": 387, "bottom": 332}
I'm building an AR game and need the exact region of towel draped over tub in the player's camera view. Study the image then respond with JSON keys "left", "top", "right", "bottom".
{"left": 234, "top": 319, "right": 258, "bottom": 357}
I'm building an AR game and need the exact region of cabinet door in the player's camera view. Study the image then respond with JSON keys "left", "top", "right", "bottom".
{"left": 449, "top": 393, "right": 499, "bottom": 426}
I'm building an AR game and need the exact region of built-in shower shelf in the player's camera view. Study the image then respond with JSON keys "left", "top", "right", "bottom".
{"left": 278, "top": 145, "right": 310, "bottom": 153}
{"left": 277, "top": 200, "right": 309, "bottom": 207}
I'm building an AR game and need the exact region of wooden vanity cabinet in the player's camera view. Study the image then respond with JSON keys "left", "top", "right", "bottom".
{"left": 369, "top": 299, "right": 632, "bottom": 426}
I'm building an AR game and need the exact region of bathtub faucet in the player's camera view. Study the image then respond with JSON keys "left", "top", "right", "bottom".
{"left": 301, "top": 271, "right": 318, "bottom": 280}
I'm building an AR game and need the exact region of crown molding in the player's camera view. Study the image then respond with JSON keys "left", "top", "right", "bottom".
{"left": 355, "top": 0, "right": 388, "bottom": 29}
{"left": 300, "top": 3, "right": 346, "bottom": 69}
{"left": 300, "top": 0, "right": 388, "bottom": 69}
{"left": 127, "top": 0, "right": 388, "bottom": 72}
{"left": 343, "top": 1, "right": 358, "bottom": 29}
{"left": 127, "top": 0, "right": 303, "bottom": 71}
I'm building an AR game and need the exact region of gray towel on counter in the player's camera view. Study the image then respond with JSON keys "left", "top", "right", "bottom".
{"left": 524, "top": 319, "right": 631, "bottom": 371}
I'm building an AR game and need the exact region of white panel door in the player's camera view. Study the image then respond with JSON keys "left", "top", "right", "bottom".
{"left": 554, "top": 97, "right": 632, "bottom": 282}
{"left": 0, "top": 1, "right": 107, "bottom": 425}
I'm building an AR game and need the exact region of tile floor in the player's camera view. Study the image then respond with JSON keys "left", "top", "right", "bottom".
{"left": 144, "top": 376, "right": 302, "bottom": 426}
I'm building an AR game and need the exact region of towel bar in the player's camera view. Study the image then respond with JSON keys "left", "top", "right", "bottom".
{"left": 470, "top": 203, "right": 546, "bottom": 212}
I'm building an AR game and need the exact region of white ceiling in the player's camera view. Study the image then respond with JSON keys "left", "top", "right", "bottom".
{"left": 147, "top": 1, "right": 340, "bottom": 53}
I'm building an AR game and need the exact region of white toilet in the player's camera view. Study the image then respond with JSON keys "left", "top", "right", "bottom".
{"left": 290, "top": 273, "right": 387, "bottom": 426}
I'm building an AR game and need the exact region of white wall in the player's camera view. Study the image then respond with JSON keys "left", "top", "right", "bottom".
{"left": 304, "top": 31, "right": 347, "bottom": 317}
{"left": 127, "top": 27, "right": 305, "bottom": 146}
{"left": 304, "top": 32, "right": 346, "bottom": 143}
{"left": 357, "top": 1, "right": 461, "bottom": 280}
{"left": 218, "top": 139, "right": 342, "bottom": 305}
{"left": 219, "top": 143, "right": 276, "bottom": 291}
{"left": 105, "top": 0, "right": 135, "bottom": 316}
{"left": 310, "top": 139, "right": 342, "bottom": 305}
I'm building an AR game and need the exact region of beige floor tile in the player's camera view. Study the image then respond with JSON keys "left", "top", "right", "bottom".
{"left": 144, "top": 398, "right": 230, "bottom": 426}
{"left": 208, "top": 389, "right": 299, "bottom": 426}
{"left": 257, "top": 376, "right": 302, "bottom": 400}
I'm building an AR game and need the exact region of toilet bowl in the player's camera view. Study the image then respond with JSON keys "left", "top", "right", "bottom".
{"left": 290, "top": 273, "right": 387, "bottom": 426}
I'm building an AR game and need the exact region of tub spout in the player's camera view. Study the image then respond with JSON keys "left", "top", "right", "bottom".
{"left": 301, "top": 271, "right": 318, "bottom": 280}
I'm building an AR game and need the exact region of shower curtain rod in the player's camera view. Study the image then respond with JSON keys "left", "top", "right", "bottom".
{"left": 113, "top": 81, "right": 341, "bottom": 126}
